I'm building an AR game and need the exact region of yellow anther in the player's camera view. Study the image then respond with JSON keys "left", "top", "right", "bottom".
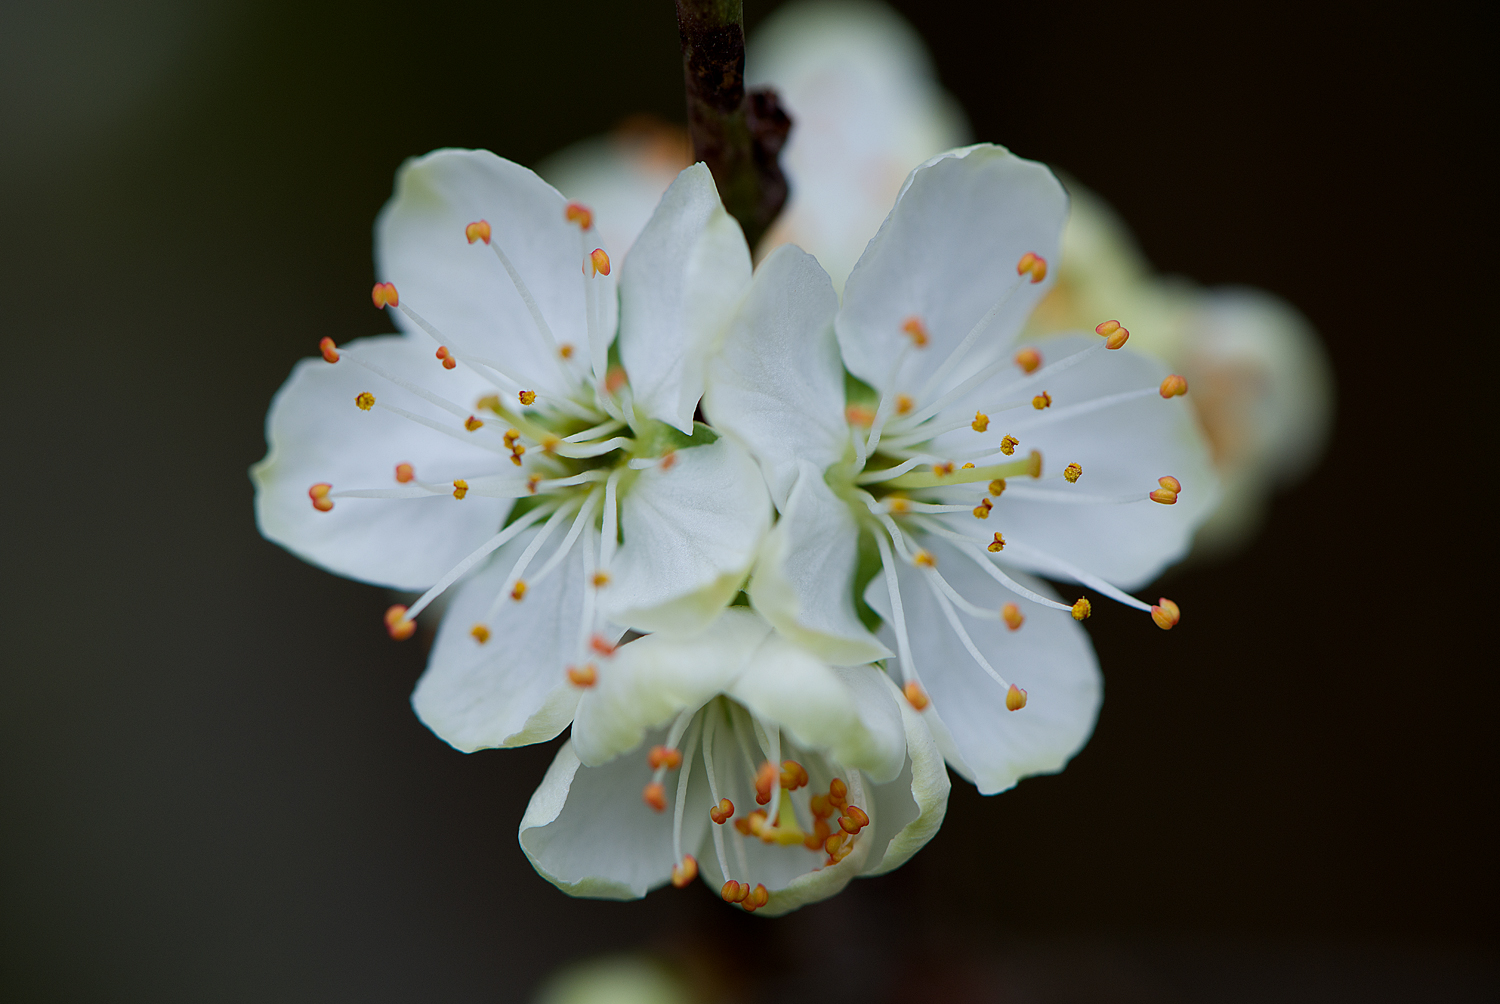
{"left": 1159, "top": 374, "right": 1189, "bottom": 398}
{"left": 464, "top": 415, "right": 484, "bottom": 431}
{"left": 588, "top": 248, "right": 611, "bottom": 277}
{"left": 973, "top": 498, "right": 993, "bottom": 519}
{"left": 370, "top": 282, "right": 399, "bottom": 308}
{"left": 509, "top": 442, "right": 526, "bottom": 467}
{"left": 914, "top": 549, "right": 936, "bottom": 568}
{"left": 1016, "top": 252, "right": 1048, "bottom": 283}
{"left": 1071, "top": 597, "right": 1092, "bottom": 620}
{"left": 1032, "top": 391, "right": 1052, "bottom": 410}
{"left": 901, "top": 316, "right": 930, "bottom": 347}
{"left": 384, "top": 604, "right": 416, "bottom": 641}
{"left": 308, "top": 483, "right": 333, "bottom": 512}
{"left": 1095, "top": 319, "right": 1122, "bottom": 338}
{"left": 503, "top": 428, "right": 520, "bottom": 445}
{"left": 845, "top": 403, "right": 876, "bottom": 426}
{"left": 999, "top": 435, "right": 1019, "bottom": 456}
{"left": 464, "top": 219, "right": 491, "bottom": 245}
{"left": 988, "top": 532, "right": 1005, "bottom": 552}
{"left": 1150, "top": 487, "right": 1179, "bottom": 505}
{"left": 1002, "top": 603, "right": 1024, "bottom": 630}
{"left": 903, "top": 681, "right": 930, "bottom": 710}
{"left": 451, "top": 479, "right": 469, "bottom": 500}
{"left": 470, "top": 624, "right": 490, "bottom": 644}
{"left": 933, "top": 461, "right": 955, "bottom": 477}
{"left": 540, "top": 434, "right": 561, "bottom": 453}
{"left": 1151, "top": 597, "right": 1181, "bottom": 630}
{"left": 1064, "top": 462, "right": 1082, "bottom": 483}
{"left": 558, "top": 343, "right": 574, "bottom": 360}
{"left": 518, "top": 390, "right": 537, "bottom": 406}
{"left": 671, "top": 855, "right": 697, "bottom": 888}
{"left": 395, "top": 463, "right": 415, "bottom": 483}
{"left": 780, "top": 760, "right": 809, "bottom": 790}
{"left": 887, "top": 496, "right": 910, "bottom": 514}
{"left": 564, "top": 201, "right": 594, "bottom": 230}
{"left": 962, "top": 462, "right": 974, "bottom": 469}
{"left": 1014, "top": 347, "right": 1042, "bottom": 373}
{"left": 591, "top": 571, "right": 610, "bottom": 588}
{"left": 510, "top": 579, "right": 527, "bottom": 601}
{"left": 355, "top": 392, "right": 375, "bottom": 411}
{"left": 1005, "top": 684, "right": 1028, "bottom": 711}
{"left": 566, "top": 663, "right": 597, "bottom": 687}
{"left": 895, "top": 394, "right": 914, "bottom": 415}
{"left": 989, "top": 478, "right": 1007, "bottom": 496}
{"left": 1158, "top": 475, "right": 1182, "bottom": 494}
{"left": 972, "top": 410, "right": 990, "bottom": 432}
{"left": 1096, "top": 319, "right": 1131, "bottom": 349}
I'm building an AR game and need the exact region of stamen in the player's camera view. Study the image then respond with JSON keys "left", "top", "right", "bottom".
{"left": 1151, "top": 598, "right": 1181, "bottom": 630}
{"left": 988, "top": 532, "right": 1005, "bottom": 552}
{"left": 711, "top": 798, "right": 734, "bottom": 824}
{"left": 318, "top": 337, "right": 339, "bottom": 363}
{"left": 371, "top": 282, "right": 399, "bottom": 308}
{"left": 1014, "top": 348, "right": 1041, "bottom": 373}
{"left": 464, "top": 415, "right": 484, "bottom": 431}
{"left": 1150, "top": 487, "right": 1178, "bottom": 505}
{"left": 643, "top": 782, "right": 667, "bottom": 812}
{"left": 518, "top": 390, "right": 537, "bottom": 406}
{"left": 721, "top": 880, "right": 749, "bottom": 903}
{"left": 567, "top": 664, "right": 598, "bottom": 687}
{"left": 308, "top": 483, "right": 333, "bottom": 512}
{"left": 903, "top": 681, "right": 930, "bottom": 710}
{"left": 1016, "top": 252, "right": 1048, "bottom": 283}
{"left": 452, "top": 479, "right": 468, "bottom": 499}
{"left": 1002, "top": 603, "right": 1024, "bottom": 630}
{"left": 973, "top": 498, "right": 993, "bottom": 519}
{"left": 355, "top": 392, "right": 375, "bottom": 411}
{"left": 914, "top": 549, "right": 937, "bottom": 568}
{"left": 1005, "top": 684, "right": 1028, "bottom": 711}
{"left": 990, "top": 479, "right": 1007, "bottom": 496}
{"left": 510, "top": 580, "right": 526, "bottom": 601}
{"left": 401, "top": 502, "right": 560, "bottom": 622}
{"left": 648, "top": 746, "right": 684, "bottom": 770}
{"left": 1064, "top": 463, "right": 1082, "bottom": 483}
{"left": 1160, "top": 374, "right": 1188, "bottom": 398}
{"left": 565, "top": 202, "right": 594, "bottom": 230}
{"left": 588, "top": 248, "right": 611, "bottom": 277}
{"left": 591, "top": 571, "right": 610, "bottom": 588}
{"left": 671, "top": 855, "right": 698, "bottom": 888}
{"left": 436, "top": 346, "right": 457, "bottom": 370}
{"left": 744, "top": 884, "right": 769, "bottom": 911}
{"left": 1159, "top": 475, "right": 1182, "bottom": 493}
{"left": 465, "top": 220, "right": 492, "bottom": 245}
{"left": 1072, "top": 597, "right": 1092, "bottom": 620}
{"left": 1095, "top": 319, "right": 1130, "bottom": 349}
{"left": 395, "top": 463, "right": 415, "bottom": 483}
{"left": 910, "top": 518, "right": 1073, "bottom": 613}
{"left": 895, "top": 394, "right": 915, "bottom": 415}
{"left": 470, "top": 624, "right": 490, "bottom": 644}
{"left": 1032, "top": 391, "right": 1052, "bottom": 410}
{"left": 384, "top": 604, "right": 416, "bottom": 641}
{"left": 1000, "top": 435, "right": 1019, "bottom": 455}
{"left": 972, "top": 411, "right": 990, "bottom": 432}
{"left": 902, "top": 316, "right": 930, "bottom": 348}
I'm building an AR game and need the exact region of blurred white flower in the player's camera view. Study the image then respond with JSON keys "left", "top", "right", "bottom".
{"left": 704, "top": 145, "right": 1218, "bottom": 793}
{"left": 253, "top": 151, "right": 772, "bottom": 752}
{"left": 519, "top": 608, "right": 948, "bottom": 915}
{"left": 532, "top": 954, "right": 692, "bottom": 1004}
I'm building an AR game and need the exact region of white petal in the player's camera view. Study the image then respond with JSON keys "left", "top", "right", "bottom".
{"left": 602, "top": 436, "right": 771, "bottom": 634}
{"left": 865, "top": 537, "right": 1102, "bottom": 795}
{"left": 570, "top": 609, "right": 771, "bottom": 767}
{"left": 861, "top": 672, "right": 951, "bottom": 877}
{"left": 519, "top": 733, "right": 712, "bottom": 900}
{"left": 836, "top": 144, "right": 1068, "bottom": 393}
{"left": 251, "top": 335, "right": 512, "bottom": 590}
{"left": 410, "top": 525, "right": 586, "bottom": 751}
{"left": 701, "top": 244, "right": 846, "bottom": 508}
{"left": 748, "top": 0, "right": 969, "bottom": 291}
{"left": 375, "top": 149, "right": 610, "bottom": 390}
{"left": 749, "top": 462, "right": 889, "bottom": 665}
{"left": 618, "top": 163, "right": 753, "bottom": 432}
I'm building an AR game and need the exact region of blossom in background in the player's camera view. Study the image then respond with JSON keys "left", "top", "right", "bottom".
{"left": 704, "top": 145, "right": 1217, "bottom": 793}
{"left": 253, "top": 151, "right": 771, "bottom": 752}
{"left": 518, "top": 608, "right": 947, "bottom": 916}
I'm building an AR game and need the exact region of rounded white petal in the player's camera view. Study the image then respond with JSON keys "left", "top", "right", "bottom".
{"left": 251, "top": 335, "right": 512, "bottom": 590}
{"left": 602, "top": 437, "right": 771, "bottom": 634}
{"left": 836, "top": 144, "right": 1068, "bottom": 393}
{"left": 619, "top": 163, "right": 752, "bottom": 433}
{"left": 519, "top": 733, "right": 712, "bottom": 900}
{"left": 865, "top": 537, "right": 1102, "bottom": 795}
{"left": 376, "top": 148, "right": 610, "bottom": 391}
{"left": 748, "top": 462, "right": 889, "bottom": 665}
{"left": 410, "top": 525, "right": 586, "bottom": 751}
{"left": 860, "top": 672, "right": 950, "bottom": 876}
{"left": 701, "top": 244, "right": 846, "bottom": 508}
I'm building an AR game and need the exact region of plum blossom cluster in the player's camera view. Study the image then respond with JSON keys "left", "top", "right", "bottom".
{"left": 254, "top": 139, "right": 1215, "bottom": 914}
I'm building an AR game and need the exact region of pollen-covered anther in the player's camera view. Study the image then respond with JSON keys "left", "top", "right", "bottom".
{"left": 989, "top": 478, "right": 1007, "bottom": 496}
{"left": 395, "top": 463, "right": 414, "bottom": 483}
{"left": 518, "top": 390, "right": 537, "bottom": 406}
{"left": 999, "top": 435, "right": 1019, "bottom": 456}
{"left": 1002, "top": 603, "right": 1024, "bottom": 631}
{"left": 914, "top": 549, "right": 937, "bottom": 568}
{"left": 1064, "top": 462, "right": 1083, "bottom": 483}
{"left": 1014, "top": 348, "right": 1042, "bottom": 374}
{"left": 1016, "top": 252, "right": 1048, "bottom": 283}
{"left": 435, "top": 346, "right": 457, "bottom": 370}
{"left": 1160, "top": 374, "right": 1189, "bottom": 398}
{"left": 973, "top": 497, "right": 993, "bottom": 519}
{"left": 933, "top": 461, "right": 955, "bottom": 477}
{"left": 590, "top": 571, "right": 610, "bottom": 588}
{"left": 1151, "top": 597, "right": 1181, "bottom": 631}
{"left": 895, "top": 394, "right": 915, "bottom": 416}
{"left": 510, "top": 579, "right": 526, "bottom": 601}
{"left": 988, "top": 532, "right": 1005, "bottom": 552}
{"left": 589, "top": 634, "right": 617, "bottom": 656}
{"left": 721, "top": 880, "right": 749, "bottom": 903}
{"left": 355, "top": 392, "right": 375, "bottom": 411}
{"left": 642, "top": 782, "right": 667, "bottom": 813}
{"left": 710, "top": 798, "right": 734, "bottom": 824}
{"left": 1005, "top": 684, "right": 1029, "bottom": 711}
{"left": 464, "top": 219, "right": 491, "bottom": 245}
{"left": 318, "top": 337, "right": 340, "bottom": 363}
{"left": 470, "top": 624, "right": 490, "bottom": 644}
{"left": 370, "top": 282, "right": 399, "bottom": 308}
{"left": 1149, "top": 487, "right": 1179, "bottom": 505}
{"left": 754, "top": 761, "right": 778, "bottom": 805}
{"left": 780, "top": 760, "right": 809, "bottom": 791}
{"left": 452, "top": 479, "right": 469, "bottom": 500}
{"left": 384, "top": 605, "right": 416, "bottom": 641}
{"left": 904, "top": 681, "right": 930, "bottom": 710}
{"left": 969, "top": 409, "right": 991, "bottom": 433}
{"left": 564, "top": 202, "right": 594, "bottom": 230}
{"left": 464, "top": 414, "right": 484, "bottom": 431}
{"left": 1072, "top": 597, "right": 1092, "bottom": 621}
{"left": 901, "top": 316, "right": 930, "bottom": 347}
{"left": 647, "top": 745, "right": 683, "bottom": 771}
{"left": 838, "top": 805, "right": 869, "bottom": 835}
{"left": 308, "top": 483, "right": 334, "bottom": 512}
{"left": 566, "top": 663, "right": 598, "bottom": 687}
{"left": 671, "top": 855, "right": 697, "bottom": 888}
{"left": 588, "top": 248, "right": 611, "bottom": 277}
{"left": 503, "top": 428, "right": 520, "bottom": 446}
{"left": 1032, "top": 391, "right": 1052, "bottom": 410}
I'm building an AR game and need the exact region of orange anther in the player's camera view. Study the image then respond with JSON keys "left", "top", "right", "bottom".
{"left": 895, "top": 394, "right": 914, "bottom": 415}
{"left": 999, "top": 435, "right": 1019, "bottom": 456}
{"left": 838, "top": 805, "right": 869, "bottom": 834}
{"left": 988, "top": 532, "right": 1005, "bottom": 552}
{"left": 589, "top": 248, "right": 611, "bottom": 276}
{"left": 503, "top": 428, "right": 520, "bottom": 445}
{"left": 558, "top": 343, "right": 574, "bottom": 360}
{"left": 642, "top": 782, "right": 667, "bottom": 812}
{"left": 902, "top": 316, "right": 930, "bottom": 347}
{"left": 745, "top": 884, "right": 769, "bottom": 910}
{"left": 780, "top": 760, "right": 809, "bottom": 790}
{"left": 973, "top": 498, "right": 993, "bottom": 519}
{"left": 1014, "top": 347, "right": 1042, "bottom": 373}
{"left": 671, "top": 855, "right": 698, "bottom": 888}
{"left": 933, "top": 461, "right": 955, "bottom": 477}
{"left": 809, "top": 794, "right": 832, "bottom": 819}
{"left": 308, "top": 483, "right": 334, "bottom": 512}
{"left": 1158, "top": 475, "right": 1182, "bottom": 494}
{"left": 904, "top": 681, "right": 930, "bottom": 710}
{"left": 710, "top": 798, "right": 734, "bottom": 824}
{"left": 1005, "top": 684, "right": 1028, "bottom": 711}
{"left": 754, "top": 761, "right": 777, "bottom": 805}
{"left": 1096, "top": 320, "right": 1130, "bottom": 349}
{"left": 510, "top": 579, "right": 526, "bottom": 601}
{"left": 464, "top": 415, "right": 484, "bottom": 431}
{"left": 384, "top": 604, "right": 416, "bottom": 641}
{"left": 470, "top": 623, "right": 490, "bottom": 644}
{"left": 565, "top": 202, "right": 594, "bottom": 230}
{"left": 452, "top": 479, "right": 469, "bottom": 500}
{"left": 1095, "top": 319, "right": 1121, "bottom": 338}
{"left": 989, "top": 478, "right": 1007, "bottom": 496}
{"left": 527, "top": 474, "right": 542, "bottom": 494}
{"left": 436, "top": 346, "right": 457, "bottom": 370}
{"left": 465, "top": 220, "right": 492, "bottom": 245}
{"left": 659, "top": 451, "right": 677, "bottom": 471}
{"left": 371, "top": 282, "right": 399, "bottom": 308}
{"left": 589, "top": 633, "right": 616, "bottom": 656}
{"left": 828, "top": 778, "right": 847, "bottom": 807}
{"left": 1032, "top": 391, "right": 1052, "bottom": 410}
{"left": 720, "top": 880, "right": 749, "bottom": 903}
{"left": 395, "top": 463, "right": 415, "bottom": 483}
{"left": 590, "top": 571, "right": 610, "bottom": 588}
{"left": 1151, "top": 597, "right": 1181, "bottom": 631}
{"left": 1002, "top": 603, "right": 1024, "bottom": 630}
{"left": 518, "top": 390, "right": 537, "bottom": 406}
{"left": 825, "top": 832, "right": 847, "bottom": 856}
{"left": 806, "top": 818, "right": 832, "bottom": 852}
{"left": 914, "top": 549, "right": 936, "bottom": 568}
{"left": 605, "top": 365, "right": 627, "bottom": 394}
{"left": 566, "top": 663, "right": 597, "bottom": 687}
{"left": 733, "top": 814, "right": 756, "bottom": 836}
{"left": 648, "top": 745, "right": 683, "bottom": 770}
{"left": 318, "top": 337, "right": 340, "bottom": 363}
{"left": 540, "top": 434, "right": 561, "bottom": 453}
{"left": 972, "top": 410, "right": 990, "bottom": 432}
{"left": 1064, "top": 462, "right": 1082, "bottom": 483}
{"left": 1160, "top": 374, "right": 1189, "bottom": 398}
{"left": 355, "top": 392, "right": 375, "bottom": 411}
{"left": 888, "top": 497, "right": 911, "bottom": 514}
{"left": 1016, "top": 252, "right": 1048, "bottom": 283}
{"left": 845, "top": 403, "right": 876, "bottom": 426}
{"left": 1072, "top": 597, "right": 1092, "bottom": 620}
{"left": 1149, "top": 488, "right": 1179, "bottom": 505}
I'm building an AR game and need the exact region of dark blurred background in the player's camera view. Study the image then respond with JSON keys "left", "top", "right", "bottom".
{"left": 1, "top": 0, "right": 1491, "bottom": 1000}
